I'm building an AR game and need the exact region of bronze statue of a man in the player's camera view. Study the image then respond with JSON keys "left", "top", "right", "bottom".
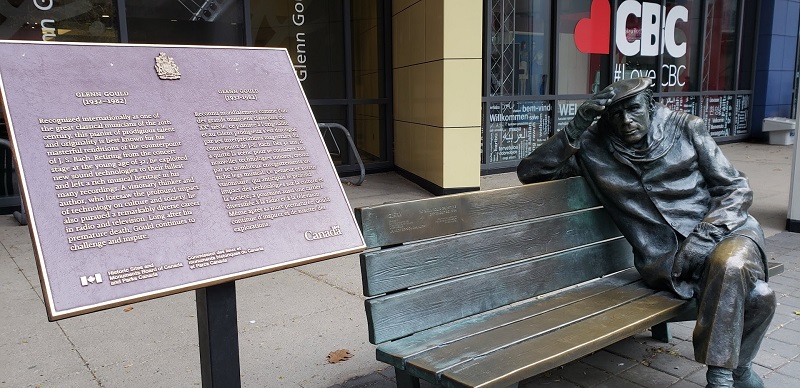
{"left": 517, "top": 77, "right": 776, "bottom": 388}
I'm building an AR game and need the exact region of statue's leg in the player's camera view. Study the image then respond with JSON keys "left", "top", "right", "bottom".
{"left": 692, "top": 237, "right": 774, "bottom": 369}
{"left": 739, "top": 279, "right": 776, "bottom": 365}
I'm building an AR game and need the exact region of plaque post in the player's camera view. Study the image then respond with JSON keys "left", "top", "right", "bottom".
{"left": 196, "top": 281, "right": 241, "bottom": 387}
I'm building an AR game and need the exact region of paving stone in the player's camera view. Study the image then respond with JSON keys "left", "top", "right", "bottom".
{"left": 767, "top": 314, "right": 796, "bottom": 334}
{"left": 339, "top": 371, "right": 393, "bottom": 388}
{"left": 775, "top": 358, "right": 800, "bottom": 377}
{"left": 556, "top": 361, "right": 613, "bottom": 387}
{"left": 774, "top": 302, "right": 799, "bottom": 318}
{"left": 759, "top": 336, "right": 800, "bottom": 360}
{"left": 581, "top": 350, "right": 637, "bottom": 375}
{"left": 647, "top": 352, "right": 704, "bottom": 378}
{"left": 667, "top": 379, "right": 703, "bottom": 388}
{"left": 776, "top": 294, "right": 800, "bottom": 308}
{"left": 767, "top": 325, "right": 800, "bottom": 345}
{"left": 589, "top": 375, "right": 644, "bottom": 388}
{"left": 519, "top": 371, "right": 580, "bottom": 387}
{"left": 672, "top": 320, "right": 696, "bottom": 330}
{"left": 777, "top": 268, "right": 800, "bottom": 281}
{"left": 768, "top": 274, "right": 799, "bottom": 288}
{"left": 763, "top": 369, "right": 800, "bottom": 386}
{"left": 684, "top": 367, "right": 708, "bottom": 386}
{"left": 751, "top": 363, "right": 772, "bottom": 379}
{"left": 604, "top": 337, "right": 663, "bottom": 363}
{"left": 670, "top": 324, "right": 695, "bottom": 342}
{"left": 766, "top": 233, "right": 800, "bottom": 249}
{"left": 619, "top": 364, "right": 680, "bottom": 387}
{"left": 670, "top": 340, "right": 696, "bottom": 360}
{"left": 753, "top": 348, "right": 791, "bottom": 369}
{"left": 783, "top": 318, "right": 800, "bottom": 331}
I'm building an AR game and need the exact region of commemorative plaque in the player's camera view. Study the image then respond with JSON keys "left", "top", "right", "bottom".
{"left": 0, "top": 41, "right": 366, "bottom": 320}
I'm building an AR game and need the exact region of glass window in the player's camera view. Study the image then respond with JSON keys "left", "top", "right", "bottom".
{"left": 127, "top": 1, "right": 245, "bottom": 45}
{"left": 0, "top": 0, "right": 118, "bottom": 42}
{"left": 734, "top": 94, "right": 750, "bottom": 135}
{"left": 485, "top": 101, "right": 552, "bottom": 163}
{"left": 737, "top": 0, "right": 758, "bottom": 90}
{"left": 353, "top": 103, "right": 386, "bottom": 163}
{"left": 701, "top": 0, "right": 738, "bottom": 91}
{"left": 660, "top": 95, "right": 699, "bottom": 116}
{"left": 556, "top": 0, "right": 609, "bottom": 94}
{"left": 251, "top": 1, "right": 345, "bottom": 100}
{"left": 352, "top": 0, "right": 384, "bottom": 100}
{"left": 555, "top": 99, "right": 585, "bottom": 130}
{"left": 612, "top": 1, "right": 659, "bottom": 86}
{"left": 489, "top": 0, "right": 551, "bottom": 96}
{"left": 661, "top": 0, "right": 700, "bottom": 92}
{"left": 702, "top": 95, "right": 734, "bottom": 136}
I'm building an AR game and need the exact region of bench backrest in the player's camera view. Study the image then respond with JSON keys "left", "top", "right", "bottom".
{"left": 355, "top": 177, "right": 635, "bottom": 344}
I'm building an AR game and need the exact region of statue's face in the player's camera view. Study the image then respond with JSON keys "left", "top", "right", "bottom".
{"left": 606, "top": 93, "right": 651, "bottom": 145}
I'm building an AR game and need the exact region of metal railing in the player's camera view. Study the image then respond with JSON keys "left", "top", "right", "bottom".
{"left": 318, "top": 122, "right": 365, "bottom": 186}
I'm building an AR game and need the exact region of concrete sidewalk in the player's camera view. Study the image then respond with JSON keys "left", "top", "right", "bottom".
{"left": 1, "top": 143, "right": 799, "bottom": 387}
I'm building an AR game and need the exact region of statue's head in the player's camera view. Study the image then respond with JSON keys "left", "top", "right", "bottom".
{"left": 601, "top": 77, "right": 655, "bottom": 146}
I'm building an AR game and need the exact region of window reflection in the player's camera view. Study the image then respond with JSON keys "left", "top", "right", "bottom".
{"left": 612, "top": 1, "right": 658, "bottom": 87}
{"left": 702, "top": 0, "right": 738, "bottom": 90}
{"left": 662, "top": 0, "right": 700, "bottom": 92}
{"left": 489, "top": 0, "right": 551, "bottom": 96}
{"left": 556, "top": 0, "right": 608, "bottom": 94}
{"left": 352, "top": 0, "right": 382, "bottom": 100}
{"left": 126, "top": 0, "right": 244, "bottom": 45}
{"left": 0, "top": 0, "right": 118, "bottom": 42}
{"left": 251, "top": 1, "right": 345, "bottom": 99}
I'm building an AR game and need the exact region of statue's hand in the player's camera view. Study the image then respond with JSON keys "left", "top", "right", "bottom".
{"left": 672, "top": 223, "right": 723, "bottom": 280}
{"left": 565, "top": 87, "right": 616, "bottom": 141}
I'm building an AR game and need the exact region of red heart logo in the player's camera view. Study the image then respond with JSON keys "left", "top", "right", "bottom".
{"left": 574, "top": 0, "right": 611, "bottom": 54}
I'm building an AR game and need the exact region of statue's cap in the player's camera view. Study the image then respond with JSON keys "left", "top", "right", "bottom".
{"left": 608, "top": 77, "right": 653, "bottom": 104}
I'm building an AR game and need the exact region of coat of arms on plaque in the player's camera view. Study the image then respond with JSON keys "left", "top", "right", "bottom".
{"left": 154, "top": 52, "right": 180, "bottom": 80}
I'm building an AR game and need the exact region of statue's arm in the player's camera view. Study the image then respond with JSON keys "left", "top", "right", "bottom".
{"left": 673, "top": 117, "right": 753, "bottom": 281}
{"left": 690, "top": 117, "right": 752, "bottom": 232}
{"left": 518, "top": 86, "right": 616, "bottom": 184}
{"left": 517, "top": 130, "right": 582, "bottom": 184}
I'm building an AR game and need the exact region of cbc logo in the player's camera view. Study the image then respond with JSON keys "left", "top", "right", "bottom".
{"left": 574, "top": 0, "right": 688, "bottom": 58}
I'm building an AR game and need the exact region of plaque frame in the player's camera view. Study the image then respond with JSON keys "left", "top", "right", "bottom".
{"left": 0, "top": 40, "right": 366, "bottom": 320}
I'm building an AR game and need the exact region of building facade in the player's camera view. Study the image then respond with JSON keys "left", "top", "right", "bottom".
{"left": 0, "top": 0, "right": 797, "bottom": 198}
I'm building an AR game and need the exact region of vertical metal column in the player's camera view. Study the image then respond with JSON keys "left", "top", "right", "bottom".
{"left": 788, "top": 31, "right": 800, "bottom": 232}
{"left": 196, "top": 282, "right": 241, "bottom": 388}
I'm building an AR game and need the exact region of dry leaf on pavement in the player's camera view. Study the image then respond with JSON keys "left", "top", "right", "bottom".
{"left": 327, "top": 349, "right": 353, "bottom": 363}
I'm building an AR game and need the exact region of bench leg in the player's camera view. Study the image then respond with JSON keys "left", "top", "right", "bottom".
{"left": 395, "top": 367, "right": 420, "bottom": 388}
{"left": 652, "top": 322, "right": 672, "bottom": 343}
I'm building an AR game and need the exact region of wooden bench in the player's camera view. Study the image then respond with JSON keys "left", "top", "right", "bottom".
{"left": 355, "top": 177, "right": 783, "bottom": 388}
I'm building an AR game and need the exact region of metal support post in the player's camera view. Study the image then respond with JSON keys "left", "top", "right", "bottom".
{"left": 196, "top": 281, "right": 241, "bottom": 387}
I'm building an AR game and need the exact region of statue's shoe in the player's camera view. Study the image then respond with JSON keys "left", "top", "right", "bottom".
{"left": 707, "top": 366, "right": 734, "bottom": 388}
{"left": 733, "top": 365, "right": 764, "bottom": 388}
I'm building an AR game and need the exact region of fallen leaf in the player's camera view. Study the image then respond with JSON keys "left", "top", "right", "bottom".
{"left": 327, "top": 349, "right": 353, "bottom": 363}
{"left": 123, "top": 306, "right": 133, "bottom": 312}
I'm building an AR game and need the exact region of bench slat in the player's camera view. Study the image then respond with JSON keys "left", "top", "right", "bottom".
{"left": 361, "top": 208, "right": 622, "bottom": 296}
{"left": 366, "top": 238, "right": 634, "bottom": 344}
{"left": 404, "top": 282, "right": 656, "bottom": 382}
{"left": 356, "top": 177, "right": 599, "bottom": 248}
{"left": 440, "top": 292, "right": 686, "bottom": 388}
{"left": 375, "top": 268, "right": 642, "bottom": 369}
